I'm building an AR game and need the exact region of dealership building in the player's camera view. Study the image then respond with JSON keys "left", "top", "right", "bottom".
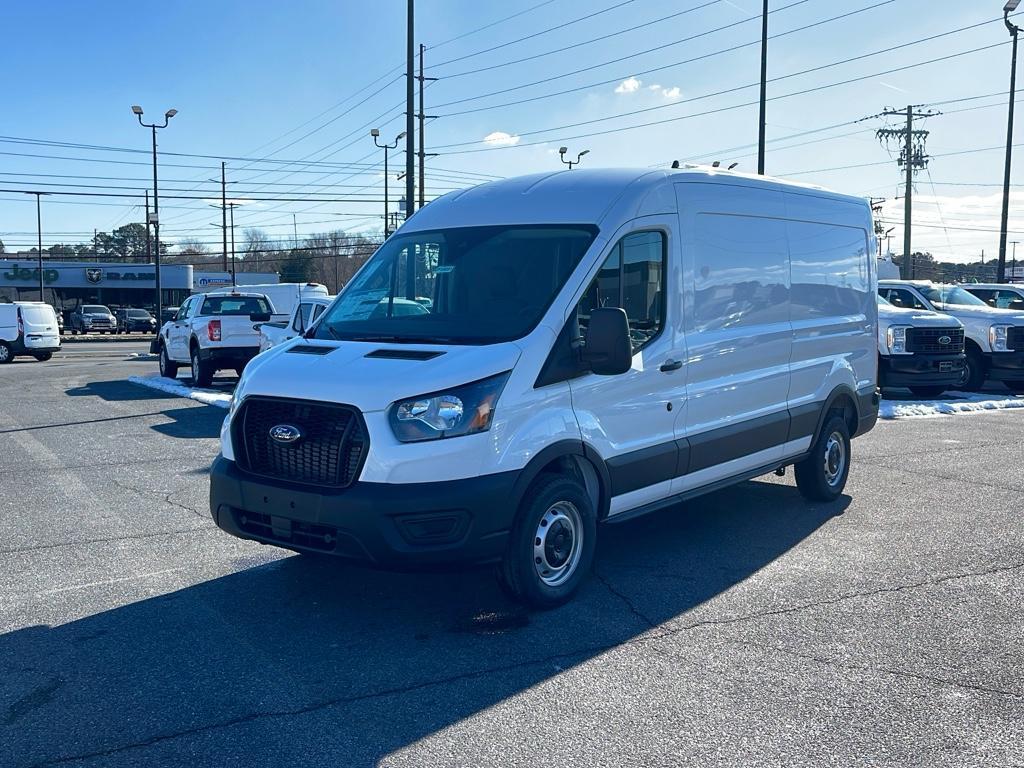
{"left": 0, "top": 258, "right": 278, "bottom": 312}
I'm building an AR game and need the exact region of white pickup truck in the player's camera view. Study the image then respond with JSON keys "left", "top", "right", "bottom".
{"left": 258, "top": 295, "right": 333, "bottom": 352}
{"left": 154, "top": 291, "right": 275, "bottom": 386}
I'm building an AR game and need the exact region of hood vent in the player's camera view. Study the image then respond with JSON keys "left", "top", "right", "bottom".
{"left": 286, "top": 344, "right": 336, "bottom": 356}
{"left": 365, "top": 349, "right": 444, "bottom": 361}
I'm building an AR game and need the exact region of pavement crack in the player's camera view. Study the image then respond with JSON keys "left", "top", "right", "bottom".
{"left": 856, "top": 458, "right": 1024, "bottom": 494}
{"left": 111, "top": 478, "right": 206, "bottom": 521}
{"left": 0, "top": 527, "right": 208, "bottom": 556}
{"left": 593, "top": 570, "right": 657, "bottom": 629}
{"left": 733, "top": 639, "right": 1022, "bottom": 699}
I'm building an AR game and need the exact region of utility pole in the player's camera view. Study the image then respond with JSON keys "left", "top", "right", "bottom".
{"left": 416, "top": 43, "right": 438, "bottom": 209}
{"left": 23, "top": 192, "right": 48, "bottom": 301}
{"left": 874, "top": 105, "right": 938, "bottom": 279}
{"left": 228, "top": 203, "right": 237, "bottom": 286}
{"left": 292, "top": 214, "right": 298, "bottom": 248}
{"left": 999, "top": 0, "right": 1021, "bottom": 283}
{"left": 757, "top": 0, "right": 768, "bottom": 175}
{"left": 221, "top": 162, "right": 228, "bottom": 273}
{"left": 406, "top": 0, "right": 416, "bottom": 218}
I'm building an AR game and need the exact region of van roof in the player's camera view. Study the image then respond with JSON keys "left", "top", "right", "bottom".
{"left": 402, "top": 167, "right": 868, "bottom": 233}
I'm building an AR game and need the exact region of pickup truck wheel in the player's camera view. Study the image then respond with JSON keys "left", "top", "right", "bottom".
{"left": 794, "top": 415, "right": 851, "bottom": 502}
{"left": 33, "top": 352, "right": 53, "bottom": 362}
{"left": 158, "top": 344, "right": 179, "bottom": 378}
{"left": 960, "top": 348, "right": 985, "bottom": 391}
{"left": 190, "top": 348, "right": 214, "bottom": 387}
{"left": 909, "top": 386, "right": 947, "bottom": 399}
{"left": 497, "top": 474, "right": 596, "bottom": 609}
{"left": 0, "top": 342, "right": 11, "bottom": 364}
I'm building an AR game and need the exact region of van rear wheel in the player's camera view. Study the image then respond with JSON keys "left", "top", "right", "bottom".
{"left": 794, "top": 415, "right": 851, "bottom": 502}
{"left": 497, "top": 474, "right": 596, "bottom": 609}
{"left": 33, "top": 352, "right": 53, "bottom": 362}
{"left": 0, "top": 342, "right": 11, "bottom": 364}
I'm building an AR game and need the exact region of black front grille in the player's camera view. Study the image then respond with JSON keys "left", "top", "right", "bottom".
{"left": 906, "top": 327, "right": 964, "bottom": 354}
{"left": 235, "top": 396, "right": 368, "bottom": 487}
{"left": 1009, "top": 326, "right": 1024, "bottom": 351}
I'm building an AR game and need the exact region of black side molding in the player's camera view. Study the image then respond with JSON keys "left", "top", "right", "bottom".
{"left": 365, "top": 349, "right": 445, "bottom": 361}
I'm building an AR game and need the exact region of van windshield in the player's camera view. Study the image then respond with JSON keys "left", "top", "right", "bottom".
{"left": 314, "top": 225, "right": 597, "bottom": 344}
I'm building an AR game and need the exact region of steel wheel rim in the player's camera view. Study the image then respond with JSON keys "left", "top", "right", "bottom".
{"left": 533, "top": 500, "right": 583, "bottom": 587}
{"left": 0, "top": 345, "right": 8, "bottom": 362}
{"left": 823, "top": 432, "right": 846, "bottom": 487}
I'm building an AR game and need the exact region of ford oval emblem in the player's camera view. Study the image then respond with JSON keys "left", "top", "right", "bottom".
{"left": 938, "top": 335, "right": 952, "bottom": 345}
{"left": 269, "top": 424, "right": 302, "bottom": 445}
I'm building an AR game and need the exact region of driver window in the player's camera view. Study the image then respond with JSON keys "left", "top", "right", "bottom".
{"left": 577, "top": 231, "right": 665, "bottom": 354}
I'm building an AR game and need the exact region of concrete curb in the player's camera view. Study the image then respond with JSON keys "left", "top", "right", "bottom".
{"left": 60, "top": 334, "right": 156, "bottom": 343}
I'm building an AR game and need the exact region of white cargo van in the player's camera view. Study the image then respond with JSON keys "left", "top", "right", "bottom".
{"left": 210, "top": 168, "right": 878, "bottom": 607}
{"left": 0, "top": 302, "right": 61, "bottom": 363}
{"left": 207, "top": 282, "right": 328, "bottom": 319}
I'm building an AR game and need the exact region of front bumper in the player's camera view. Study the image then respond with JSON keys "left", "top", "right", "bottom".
{"left": 985, "top": 349, "right": 1024, "bottom": 381}
{"left": 879, "top": 353, "right": 966, "bottom": 388}
{"left": 209, "top": 455, "right": 518, "bottom": 568}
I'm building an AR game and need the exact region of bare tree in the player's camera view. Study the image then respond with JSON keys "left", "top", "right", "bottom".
{"left": 242, "top": 228, "right": 272, "bottom": 269}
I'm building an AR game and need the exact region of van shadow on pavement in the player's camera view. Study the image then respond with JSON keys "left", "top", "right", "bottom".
{"left": 2, "top": 482, "right": 848, "bottom": 767}
{"left": 65, "top": 381, "right": 228, "bottom": 439}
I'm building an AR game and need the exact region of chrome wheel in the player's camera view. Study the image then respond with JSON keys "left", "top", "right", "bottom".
{"left": 533, "top": 501, "right": 583, "bottom": 587}
{"left": 823, "top": 431, "right": 846, "bottom": 487}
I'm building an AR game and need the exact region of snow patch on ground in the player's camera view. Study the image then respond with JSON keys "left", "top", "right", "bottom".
{"left": 128, "top": 374, "right": 231, "bottom": 408}
{"left": 880, "top": 392, "right": 1024, "bottom": 419}
{"left": 126, "top": 352, "right": 159, "bottom": 360}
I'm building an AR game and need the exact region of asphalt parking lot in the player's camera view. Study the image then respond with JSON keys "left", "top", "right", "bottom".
{"left": 2, "top": 343, "right": 1022, "bottom": 767}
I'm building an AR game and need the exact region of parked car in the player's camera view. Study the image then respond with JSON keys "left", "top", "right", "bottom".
{"left": 69, "top": 304, "right": 117, "bottom": 334}
{"left": 876, "top": 294, "right": 965, "bottom": 397}
{"left": 0, "top": 302, "right": 61, "bottom": 362}
{"left": 962, "top": 283, "right": 1024, "bottom": 312}
{"left": 258, "top": 295, "right": 334, "bottom": 352}
{"left": 154, "top": 291, "right": 275, "bottom": 386}
{"left": 210, "top": 167, "right": 879, "bottom": 607}
{"left": 207, "top": 282, "right": 327, "bottom": 319}
{"left": 115, "top": 308, "right": 158, "bottom": 334}
{"left": 879, "top": 280, "right": 1024, "bottom": 392}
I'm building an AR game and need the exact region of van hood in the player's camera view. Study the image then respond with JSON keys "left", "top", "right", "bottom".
{"left": 237, "top": 338, "right": 524, "bottom": 413}
{"left": 931, "top": 302, "right": 1024, "bottom": 323}
{"left": 877, "top": 303, "right": 962, "bottom": 327}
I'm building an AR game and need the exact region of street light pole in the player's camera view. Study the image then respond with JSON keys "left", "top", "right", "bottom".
{"left": 559, "top": 147, "right": 590, "bottom": 170}
{"left": 371, "top": 129, "right": 405, "bottom": 236}
{"left": 132, "top": 104, "right": 176, "bottom": 323}
{"left": 758, "top": 0, "right": 769, "bottom": 175}
{"left": 999, "top": 0, "right": 1021, "bottom": 283}
{"left": 23, "top": 192, "right": 49, "bottom": 301}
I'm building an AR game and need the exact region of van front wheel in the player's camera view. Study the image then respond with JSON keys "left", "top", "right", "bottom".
{"left": 794, "top": 415, "right": 851, "bottom": 502}
{"left": 498, "top": 474, "right": 596, "bottom": 609}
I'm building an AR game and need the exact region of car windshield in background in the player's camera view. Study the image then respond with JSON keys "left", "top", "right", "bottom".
{"left": 201, "top": 296, "right": 271, "bottom": 316}
{"left": 314, "top": 224, "right": 597, "bottom": 345}
{"left": 83, "top": 306, "right": 110, "bottom": 314}
{"left": 920, "top": 285, "right": 987, "bottom": 306}
{"left": 127, "top": 310, "right": 151, "bottom": 318}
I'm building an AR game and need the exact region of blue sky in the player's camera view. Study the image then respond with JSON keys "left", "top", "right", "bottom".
{"left": 1, "top": 0, "right": 1021, "bottom": 263}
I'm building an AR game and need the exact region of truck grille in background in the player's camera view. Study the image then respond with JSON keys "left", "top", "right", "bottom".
{"left": 234, "top": 397, "right": 367, "bottom": 487}
{"left": 1009, "top": 326, "right": 1024, "bottom": 351}
{"left": 906, "top": 327, "right": 964, "bottom": 354}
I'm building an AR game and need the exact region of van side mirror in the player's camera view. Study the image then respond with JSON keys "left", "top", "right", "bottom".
{"left": 249, "top": 311, "right": 272, "bottom": 322}
{"left": 582, "top": 307, "right": 632, "bottom": 375}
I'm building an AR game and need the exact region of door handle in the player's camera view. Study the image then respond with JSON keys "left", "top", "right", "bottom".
{"left": 659, "top": 359, "right": 683, "bottom": 372}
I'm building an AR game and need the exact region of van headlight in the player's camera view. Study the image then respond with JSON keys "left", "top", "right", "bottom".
{"left": 886, "top": 325, "right": 912, "bottom": 355}
{"left": 990, "top": 324, "right": 1013, "bottom": 352}
{"left": 389, "top": 372, "right": 510, "bottom": 442}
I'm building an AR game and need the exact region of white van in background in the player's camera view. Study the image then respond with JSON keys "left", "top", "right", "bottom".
{"left": 210, "top": 168, "right": 878, "bottom": 607}
{"left": 0, "top": 302, "right": 61, "bottom": 363}
{"left": 207, "top": 282, "right": 328, "bottom": 319}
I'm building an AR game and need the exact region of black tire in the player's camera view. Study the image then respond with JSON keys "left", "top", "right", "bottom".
{"left": 909, "top": 386, "right": 947, "bottom": 399}
{"left": 497, "top": 474, "right": 597, "bottom": 609}
{"left": 1005, "top": 380, "right": 1024, "bottom": 395}
{"left": 960, "top": 347, "right": 985, "bottom": 391}
{"left": 794, "top": 414, "right": 851, "bottom": 502}
{"left": 190, "top": 347, "right": 214, "bottom": 387}
{"left": 158, "top": 343, "right": 179, "bottom": 379}
{"left": 33, "top": 352, "right": 52, "bottom": 362}
{"left": 0, "top": 341, "right": 11, "bottom": 364}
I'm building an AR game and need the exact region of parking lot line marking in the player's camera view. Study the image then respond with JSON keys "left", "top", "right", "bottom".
{"left": 34, "top": 567, "right": 188, "bottom": 598}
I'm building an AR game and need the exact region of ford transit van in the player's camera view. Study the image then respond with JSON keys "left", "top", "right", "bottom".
{"left": 0, "top": 302, "right": 61, "bottom": 362}
{"left": 210, "top": 168, "right": 878, "bottom": 607}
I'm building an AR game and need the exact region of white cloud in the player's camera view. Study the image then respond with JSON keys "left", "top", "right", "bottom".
{"left": 483, "top": 131, "right": 520, "bottom": 147}
{"left": 614, "top": 77, "right": 642, "bottom": 94}
{"left": 648, "top": 84, "right": 661, "bottom": 91}
{"left": 661, "top": 86, "right": 682, "bottom": 100}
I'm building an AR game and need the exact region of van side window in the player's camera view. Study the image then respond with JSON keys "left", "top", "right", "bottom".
{"left": 577, "top": 231, "right": 665, "bottom": 354}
